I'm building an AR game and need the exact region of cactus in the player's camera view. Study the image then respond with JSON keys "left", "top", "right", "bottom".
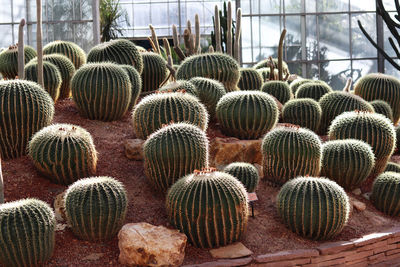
{"left": 295, "top": 81, "right": 333, "bottom": 101}
{"left": 0, "top": 198, "right": 55, "bottom": 267}
{"left": 261, "top": 81, "right": 292, "bottom": 105}
{"left": 237, "top": 68, "right": 263, "bottom": 90}
{"left": 216, "top": 91, "right": 278, "bottom": 139}
{"left": 329, "top": 111, "right": 396, "bottom": 179}
{"left": 0, "top": 45, "right": 37, "bottom": 79}
{"left": 277, "top": 177, "right": 350, "bottom": 240}
{"left": 166, "top": 169, "right": 248, "bottom": 248}
{"left": 71, "top": 62, "right": 131, "bottom": 121}
{"left": 25, "top": 61, "right": 62, "bottom": 102}
{"left": 28, "top": 123, "right": 98, "bottom": 185}
{"left": 321, "top": 139, "right": 375, "bottom": 190}
{"left": 144, "top": 123, "right": 209, "bottom": 192}
{"left": 157, "top": 80, "right": 198, "bottom": 96}
{"left": 282, "top": 98, "right": 322, "bottom": 132}
{"left": 0, "top": 80, "right": 54, "bottom": 159}
{"left": 262, "top": 125, "right": 322, "bottom": 186}
{"left": 289, "top": 78, "right": 313, "bottom": 95}
{"left": 64, "top": 176, "right": 128, "bottom": 241}
{"left": 18, "top": 19, "right": 26, "bottom": 79}
{"left": 120, "top": 65, "right": 142, "bottom": 109}
{"left": 254, "top": 58, "right": 289, "bottom": 75}
{"left": 43, "top": 40, "right": 86, "bottom": 69}
{"left": 224, "top": 162, "right": 259, "bottom": 192}
{"left": 371, "top": 172, "right": 400, "bottom": 216}
{"left": 385, "top": 162, "right": 400, "bottom": 173}
{"left": 141, "top": 52, "right": 168, "bottom": 93}
{"left": 132, "top": 92, "right": 208, "bottom": 139}
{"left": 354, "top": 73, "right": 400, "bottom": 123}
{"left": 176, "top": 53, "right": 240, "bottom": 92}
{"left": 257, "top": 67, "right": 272, "bottom": 83}
{"left": 370, "top": 100, "right": 394, "bottom": 122}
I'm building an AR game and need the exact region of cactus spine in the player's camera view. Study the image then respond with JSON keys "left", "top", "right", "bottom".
{"left": 237, "top": 68, "right": 263, "bottom": 90}
{"left": 157, "top": 80, "right": 198, "bottom": 96}
{"left": 43, "top": 40, "right": 86, "bottom": 69}
{"left": 141, "top": 52, "right": 168, "bottom": 93}
{"left": 261, "top": 81, "right": 292, "bottom": 105}
{"left": 224, "top": 162, "right": 259, "bottom": 192}
{"left": 371, "top": 172, "right": 400, "bottom": 216}
{"left": 120, "top": 65, "right": 142, "bottom": 109}
{"left": 282, "top": 98, "right": 322, "bottom": 132}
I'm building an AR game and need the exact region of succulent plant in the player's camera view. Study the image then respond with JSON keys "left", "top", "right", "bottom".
{"left": 141, "top": 52, "right": 168, "bottom": 93}
{"left": 0, "top": 198, "right": 55, "bottom": 267}
{"left": 261, "top": 81, "right": 292, "bottom": 105}
{"left": 253, "top": 58, "right": 289, "bottom": 76}
{"left": 371, "top": 172, "right": 400, "bottom": 216}
{"left": 385, "top": 162, "right": 400, "bottom": 173}
{"left": 157, "top": 80, "right": 198, "bottom": 96}
{"left": 64, "top": 176, "right": 128, "bottom": 241}
{"left": 0, "top": 45, "right": 37, "bottom": 79}
{"left": 262, "top": 125, "right": 322, "bottom": 186}
{"left": 281, "top": 98, "right": 322, "bottom": 132}
{"left": 216, "top": 91, "right": 278, "bottom": 139}
{"left": 370, "top": 100, "right": 394, "bottom": 122}
{"left": 237, "top": 68, "right": 263, "bottom": 90}
{"left": 166, "top": 169, "right": 248, "bottom": 248}
{"left": 289, "top": 78, "right": 314, "bottom": 95}
{"left": 120, "top": 65, "right": 142, "bottom": 109}
{"left": 277, "top": 177, "right": 350, "bottom": 240}
{"left": 257, "top": 67, "right": 277, "bottom": 83}
{"left": 43, "top": 40, "right": 86, "bottom": 69}
{"left": 71, "top": 62, "right": 131, "bottom": 121}
{"left": 224, "top": 162, "right": 259, "bottom": 192}
{"left": 176, "top": 53, "right": 240, "bottom": 92}
{"left": 295, "top": 81, "right": 333, "bottom": 101}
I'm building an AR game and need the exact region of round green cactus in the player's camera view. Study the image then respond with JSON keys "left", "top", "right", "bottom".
{"left": 290, "top": 78, "right": 314, "bottom": 95}
{"left": 176, "top": 53, "right": 240, "bottom": 92}
{"left": 0, "top": 80, "right": 54, "bottom": 159}
{"left": 0, "top": 198, "right": 55, "bottom": 267}
{"left": 132, "top": 91, "right": 208, "bottom": 139}
{"left": 371, "top": 172, "right": 400, "bottom": 216}
{"left": 166, "top": 169, "right": 249, "bottom": 248}
{"left": 0, "top": 45, "right": 37, "bottom": 79}
{"left": 277, "top": 177, "right": 350, "bottom": 240}
{"left": 216, "top": 91, "right": 278, "bottom": 139}
{"left": 295, "top": 81, "right": 333, "bottom": 101}
{"left": 261, "top": 81, "right": 292, "bottom": 105}
{"left": 355, "top": 73, "right": 400, "bottom": 124}
{"left": 64, "top": 176, "right": 128, "bottom": 241}
{"left": 224, "top": 162, "right": 259, "bottom": 192}
{"left": 262, "top": 125, "right": 322, "bottom": 186}
{"left": 157, "top": 80, "right": 198, "bottom": 96}
{"left": 385, "top": 162, "right": 400, "bottom": 173}
{"left": 43, "top": 40, "right": 86, "bottom": 69}
{"left": 253, "top": 58, "right": 289, "bottom": 76}
{"left": 28, "top": 123, "right": 98, "bottom": 185}
{"left": 144, "top": 123, "right": 209, "bottom": 192}
{"left": 321, "top": 139, "right": 375, "bottom": 190}
{"left": 71, "top": 62, "right": 131, "bottom": 121}
{"left": 257, "top": 67, "right": 272, "bottom": 82}
{"left": 121, "top": 64, "right": 142, "bottom": 109}
{"left": 141, "top": 52, "right": 168, "bottom": 93}
{"left": 87, "top": 39, "right": 143, "bottom": 74}
{"left": 238, "top": 68, "right": 263, "bottom": 90}
{"left": 370, "top": 100, "right": 394, "bottom": 122}
{"left": 281, "top": 98, "right": 322, "bottom": 132}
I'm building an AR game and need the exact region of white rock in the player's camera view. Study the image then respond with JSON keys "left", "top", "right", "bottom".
{"left": 210, "top": 242, "right": 253, "bottom": 259}
{"left": 124, "top": 139, "right": 145, "bottom": 161}
{"left": 53, "top": 191, "right": 66, "bottom": 222}
{"left": 352, "top": 188, "right": 362, "bottom": 196}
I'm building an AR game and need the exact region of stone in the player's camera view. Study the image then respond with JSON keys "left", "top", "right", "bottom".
{"left": 352, "top": 188, "right": 362, "bottom": 196}
{"left": 53, "top": 191, "right": 66, "bottom": 222}
{"left": 124, "top": 139, "right": 145, "bottom": 160}
{"left": 362, "top": 192, "right": 371, "bottom": 200}
{"left": 182, "top": 257, "right": 253, "bottom": 267}
{"left": 118, "top": 222, "right": 187, "bottom": 267}
{"left": 317, "top": 241, "right": 355, "bottom": 255}
{"left": 255, "top": 249, "right": 319, "bottom": 263}
{"left": 83, "top": 253, "right": 104, "bottom": 261}
{"left": 209, "top": 242, "right": 253, "bottom": 259}
{"left": 352, "top": 199, "right": 367, "bottom": 211}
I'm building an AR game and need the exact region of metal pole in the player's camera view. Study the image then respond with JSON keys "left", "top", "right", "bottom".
{"left": 36, "top": 0, "right": 44, "bottom": 88}
{"left": 92, "top": 0, "right": 100, "bottom": 44}
{"left": 376, "top": 0, "right": 385, "bottom": 72}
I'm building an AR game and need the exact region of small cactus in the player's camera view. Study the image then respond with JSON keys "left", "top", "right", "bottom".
{"left": 253, "top": 58, "right": 289, "bottom": 76}
{"left": 370, "top": 100, "right": 394, "bottom": 122}
{"left": 157, "top": 80, "right": 198, "bottom": 96}
{"left": 43, "top": 40, "right": 86, "bottom": 69}
{"left": 237, "top": 68, "right": 263, "bottom": 90}
{"left": 261, "top": 81, "right": 292, "bottom": 105}
{"left": 371, "top": 172, "right": 400, "bottom": 216}
{"left": 141, "top": 52, "right": 168, "bottom": 93}
{"left": 289, "top": 78, "right": 314, "bottom": 95}
{"left": 295, "top": 81, "right": 333, "bottom": 101}
{"left": 385, "top": 162, "right": 400, "bottom": 173}
{"left": 224, "top": 162, "right": 259, "bottom": 192}
{"left": 121, "top": 65, "right": 142, "bottom": 109}
{"left": 282, "top": 98, "right": 322, "bottom": 132}
{"left": 0, "top": 45, "right": 37, "bottom": 79}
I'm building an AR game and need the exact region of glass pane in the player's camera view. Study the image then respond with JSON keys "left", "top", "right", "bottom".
{"left": 319, "top": 14, "right": 350, "bottom": 60}
{"left": 0, "top": 25, "right": 13, "bottom": 47}
{"left": 13, "top": 0, "right": 26, "bottom": 22}
{"left": 151, "top": 3, "right": 169, "bottom": 27}
{"left": 242, "top": 47, "right": 252, "bottom": 63}
{"left": 120, "top": 3, "right": 133, "bottom": 29}
{"left": 260, "top": 16, "right": 281, "bottom": 47}
{"left": 352, "top": 13, "right": 376, "bottom": 58}
{"left": 306, "top": 0, "right": 316, "bottom": 13}
{"left": 350, "top": 0, "right": 376, "bottom": 11}
{"left": 241, "top": 0, "right": 251, "bottom": 14}
{"left": 322, "top": 60, "right": 351, "bottom": 90}
{"left": 251, "top": 0, "right": 260, "bottom": 14}
{"left": 383, "top": 12, "right": 399, "bottom": 58}
{"left": 306, "top": 15, "right": 317, "bottom": 60}
{"left": 0, "top": 0, "right": 11, "bottom": 23}
{"left": 285, "top": 15, "right": 301, "bottom": 61}
{"left": 382, "top": 0, "right": 396, "bottom": 11}
{"left": 81, "top": 0, "right": 93, "bottom": 20}
{"left": 353, "top": 59, "right": 378, "bottom": 83}
{"left": 317, "top": 0, "right": 349, "bottom": 12}
{"left": 168, "top": 3, "right": 179, "bottom": 27}
{"left": 285, "top": 0, "right": 301, "bottom": 13}
{"left": 252, "top": 18, "right": 260, "bottom": 62}
{"left": 287, "top": 62, "right": 303, "bottom": 76}
{"left": 385, "top": 61, "right": 400, "bottom": 78}
{"left": 133, "top": 3, "right": 151, "bottom": 28}
{"left": 306, "top": 62, "right": 319, "bottom": 79}
{"left": 260, "top": 0, "right": 280, "bottom": 14}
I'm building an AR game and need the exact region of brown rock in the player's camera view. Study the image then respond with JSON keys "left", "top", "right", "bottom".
{"left": 124, "top": 139, "right": 145, "bottom": 160}
{"left": 182, "top": 257, "right": 252, "bottom": 267}
{"left": 352, "top": 198, "right": 367, "bottom": 211}
{"left": 255, "top": 248, "right": 319, "bottom": 263}
{"left": 53, "top": 191, "right": 66, "bottom": 222}
{"left": 317, "top": 240, "right": 355, "bottom": 255}
{"left": 209, "top": 242, "right": 253, "bottom": 259}
{"left": 352, "top": 188, "right": 362, "bottom": 195}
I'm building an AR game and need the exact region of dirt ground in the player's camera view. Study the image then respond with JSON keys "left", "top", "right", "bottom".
{"left": 2, "top": 98, "right": 400, "bottom": 266}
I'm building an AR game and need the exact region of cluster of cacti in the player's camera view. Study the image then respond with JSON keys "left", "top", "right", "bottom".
{"left": 166, "top": 169, "right": 248, "bottom": 248}
{"left": 257, "top": 67, "right": 276, "bottom": 82}
{"left": 176, "top": 53, "right": 240, "bottom": 92}
{"left": 370, "top": 100, "right": 394, "bottom": 122}
{"left": 262, "top": 125, "right": 322, "bottom": 186}
{"left": 157, "top": 80, "right": 198, "bottom": 96}
{"left": 43, "top": 40, "right": 86, "bottom": 69}
{"left": 71, "top": 62, "right": 131, "bottom": 121}
{"left": 64, "top": 176, "right": 127, "bottom": 241}
{"left": 277, "top": 177, "right": 350, "bottom": 240}
{"left": 121, "top": 65, "right": 142, "bottom": 109}
{"left": 0, "top": 45, "right": 37, "bottom": 79}
{"left": 0, "top": 198, "right": 55, "bottom": 266}
{"left": 87, "top": 39, "right": 144, "bottom": 73}
{"left": 321, "top": 139, "right": 375, "bottom": 189}
{"left": 385, "top": 162, "right": 400, "bottom": 173}
{"left": 237, "top": 68, "right": 263, "bottom": 90}
{"left": 354, "top": 73, "right": 400, "bottom": 123}
{"left": 261, "top": 81, "right": 292, "bottom": 105}
{"left": 295, "top": 81, "right": 333, "bottom": 101}
{"left": 140, "top": 52, "right": 168, "bottom": 93}
{"left": 289, "top": 78, "right": 313, "bottom": 95}
{"left": 253, "top": 58, "right": 289, "bottom": 76}
{"left": 281, "top": 98, "right": 322, "bottom": 132}
{"left": 132, "top": 91, "right": 208, "bottom": 139}
{"left": 371, "top": 172, "right": 400, "bottom": 216}
{"left": 224, "top": 162, "right": 259, "bottom": 192}
{"left": 28, "top": 123, "right": 97, "bottom": 185}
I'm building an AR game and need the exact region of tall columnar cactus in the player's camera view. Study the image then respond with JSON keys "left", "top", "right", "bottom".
{"left": 87, "top": 39, "right": 143, "bottom": 74}
{"left": 166, "top": 169, "right": 248, "bottom": 248}
{"left": 176, "top": 53, "right": 240, "bottom": 92}
{"left": 385, "top": 162, "right": 400, "bottom": 173}
{"left": 0, "top": 45, "right": 37, "bottom": 79}
{"left": 321, "top": 139, "right": 375, "bottom": 190}
{"left": 216, "top": 91, "right": 278, "bottom": 139}
{"left": 71, "top": 62, "right": 131, "bottom": 121}
{"left": 18, "top": 19, "right": 26, "bottom": 79}
{"left": 354, "top": 73, "right": 400, "bottom": 123}
{"left": 120, "top": 65, "right": 142, "bottom": 109}
{"left": 262, "top": 125, "right": 322, "bottom": 186}
{"left": 282, "top": 98, "right": 322, "bottom": 132}
{"left": 43, "top": 40, "right": 86, "bottom": 69}
{"left": 64, "top": 176, "right": 128, "bottom": 241}
{"left": 0, "top": 198, "right": 55, "bottom": 267}
{"left": 0, "top": 80, "right": 54, "bottom": 159}
{"left": 253, "top": 58, "right": 289, "bottom": 76}
{"left": 371, "top": 172, "right": 400, "bottom": 216}
{"left": 237, "top": 68, "right": 263, "bottom": 91}
{"left": 370, "top": 100, "right": 394, "bottom": 122}
{"left": 289, "top": 78, "right": 313, "bottom": 95}
{"left": 261, "top": 81, "right": 292, "bottom": 105}
{"left": 157, "top": 80, "right": 198, "bottom": 96}
{"left": 329, "top": 111, "right": 396, "bottom": 179}
{"left": 144, "top": 123, "right": 209, "bottom": 192}
{"left": 295, "top": 81, "right": 333, "bottom": 101}
{"left": 28, "top": 124, "right": 98, "bottom": 185}
{"left": 277, "top": 177, "right": 350, "bottom": 240}
{"left": 25, "top": 61, "right": 62, "bottom": 102}
{"left": 132, "top": 92, "right": 208, "bottom": 139}
{"left": 141, "top": 52, "right": 168, "bottom": 93}
{"left": 224, "top": 162, "right": 259, "bottom": 192}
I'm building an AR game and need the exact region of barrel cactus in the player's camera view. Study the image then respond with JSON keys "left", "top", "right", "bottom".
{"left": 157, "top": 80, "right": 198, "bottom": 96}
{"left": 64, "top": 176, "right": 128, "bottom": 241}
{"left": 371, "top": 172, "right": 400, "bottom": 216}
{"left": 277, "top": 177, "right": 350, "bottom": 240}
{"left": 0, "top": 198, "right": 55, "bottom": 267}
{"left": 237, "top": 68, "right": 263, "bottom": 91}
{"left": 262, "top": 125, "right": 322, "bottom": 186}
{"left": 281, "top": 98, "right": 322, "bottom": 132}
{"left": 87, "top": 39, "right": 143, "bottom": 73}
{"left": 0, "top": 45, "right": 37, "bottom": 79}
{"left": 166, "top": 169, "right": 248, "bottom": 248}
{"left": 290, "top": 78, "right": 314, "bottom": 95}
{"left": 370, "top": 100, "right": 394, "bottom": 122}
{"left": 144, "top": 123, "right": 209, "bottom": 192}
{"left": 43, "top": 40, "right": 86, "bottom": 69}
{"left": 224, "top": 162, "right": 259, "bottom": 192}
{"left": 216, "top": 91, "right": 278, "bottom": 139}
{"left": 132, "top": 91, "right": 208, "bottom": 139}
{"left": 141, "top": 52, "right": 168, "bottom": 93}
{"left": 28, "top": 123, "right": 98, "bottom": 185}
{"left": 253, "top": 58, "right": 289, "bottom": 76}
{"left": 385, "top": 162, "right": 400, "bottom": 173}
{"left": 121, "top": 64, "right": 142, "bottom": 109}
{"left": 257, "top": 67, "right": 273, "bottom": 82}
{"left": 295, "top": 81, "right": 333, "bottom": 101}
{"left": 261, "top": 81, "right": 292, "bottom": 105}
{"left": 71, "top": 62, "right": 131, "bottom": 121}
{"left": 176, "top": 53, "right": 240, "bottom": 92}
